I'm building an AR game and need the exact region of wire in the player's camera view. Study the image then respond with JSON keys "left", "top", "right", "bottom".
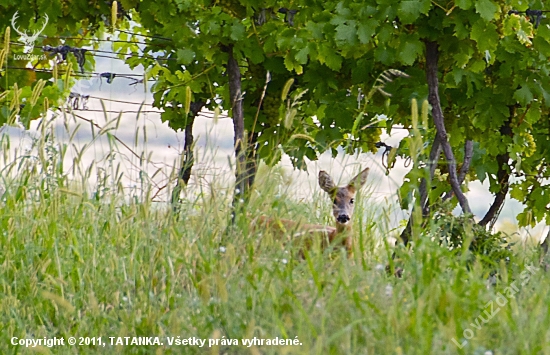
{"left": 37, "top": 34, "right": 151, "bottom": 46}
{"left": 115, "top": 29, "right": 171, "bottom": 41}
{"left": 66, "top": 107, "right": 230, "bottom": 119}
{"left": 508, "top": 9, "right": 547, "bottom": 28}
{"left": 4, "top": 65, "right": 152, "bottom": 79}
{"left": 86, "top": 48, "right": 178, "bottom": 61}
{"left": 3, "top": 64, "right": 419, "bottom": 126}
{"left": 10, "top": 41, "right": 178, "bottom": 62}
{"left": 86, "top": 96, "right": 153, "bottom": 106}
{"left": 67, "top": 110, "right": 141, "bottom": 159}
{"left": 64, "top": 110, "right": 177, "bottom": 196}
{"left": 74, "top": 51, "right": 175, "bottom": 62}
{"left": 23, "top": 29, "right": 172, "bottom": 43}
{"left": 63, "top": 94, "right": 233, "bottom": 120}
{"left": 68, "top": 108, "right": 161, "bottom": 114}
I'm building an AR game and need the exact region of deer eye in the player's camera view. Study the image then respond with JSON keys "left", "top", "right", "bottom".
{"left": 350, "top": 198, "right": 354, "bottom": 204}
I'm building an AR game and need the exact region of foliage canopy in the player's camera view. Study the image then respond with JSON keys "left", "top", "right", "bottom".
{"left": 2, "top": 0, "right": 550, "bottom": 231}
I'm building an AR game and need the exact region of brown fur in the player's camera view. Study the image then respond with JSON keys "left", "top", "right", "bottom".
{"left": 252, "top": 167, "right": 369, "bottom": 257}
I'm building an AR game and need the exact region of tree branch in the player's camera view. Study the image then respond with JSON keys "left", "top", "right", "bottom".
{"left": 478, "top": 112, "right": 512, "bottom": 227}
{"left": 425, "top": 40, "right": 471, "bottom": 214}
{"left": 171, "top": 101, "right": 205, "bottom": 210}
{"left": 442, "top": 139, "right": 474, "bottom": 201}
{"left": 477, "top": 153, "right": 509, "bottom": 227}
{"left": 457, "top": 140, "right": 474, "bottom": 185}
{"left": 182, "top": 102, "right": 206, "bottom": 185}
{"left": 420, "top": 135, "right": 442, "bottom": 216}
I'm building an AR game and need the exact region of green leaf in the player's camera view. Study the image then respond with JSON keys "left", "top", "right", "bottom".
{"left": 335, "top": 22, "right": 357, "bottom": 45}
{"left": 533, "top": 34, "right": 550, "bottom": 57}
{"left": 325, "top": 52, "right": 343, "bottom": 71}
{"left": 263, "top": 35, "right": 277, "bottom": 53}
{"left": 230, "top": 22, "right": 245, "bottom": 41}
{"left": 503, "top": 14, "right": 521, "bottom": 37}
{"left": 398, "top": 36, "right": 423, "bottom": 65}
{"left": 453, "top": 45, "right": 474, "bottom": 68}
{"left": 517, "top": 210, "right": 535, "bottom": 227}
{"left": 357, "top": 19, "right": 378, "bottom": 44}
{"left": 284, "top": 53, "right": 303, "bottom": 74}
{"left": 475, "top": 0, "right": 498, "bottom": 21}
{"left": 470, "top": 20, "right": 498, "bottom": 55}
{"left": 295, "top": 46, "right": 310, "bottom": 64}
{"left": 469, "top": 59, "right": 486, "bottom": 73}
{"left": 514, "top": 17, "right": 534, "bottom": 45}
{"left": 514, "top": 86, "right": 534, "bottom": 106}
{"left": 206, "top": 19, "right": 221, "bottom": 35}
{"left": 276, "top": 28, "right": 296, "bottom": 50}
{"left": 398, "top": 0, "right": 431, "bottom": 24}
{"left": 319, "top": 45, "right": 343, "bottom": 70}
{"left": 455, "top": 0, "right": 472, "bottom": 10}
{"left": 453, "top": 19, "right": 470, "bottom": 39}
{"left": 242, "top": 42, "right": 265, "bottom": 64}
{"left": 524, "top": 103, "right": 541, "bottom": 124}
{"left": 510, "top": 184, "right": 526, "bottom": 201}
{"left": 330, "top": 14, "right": 347, "bottom": 27}
{"left": 474, "top": 102, "right": 508, "bottom": 130}
{"left": 305, "top": 21, "right": 324, "bottom": 40}
{"left": 536, "top": 82, "right": 550, "bottom": 107}
{"left": 374, "top": 46, "right": 396, "bottom": 65}
{"left": 177, "top": 48, "right": 195, "bottom": 65}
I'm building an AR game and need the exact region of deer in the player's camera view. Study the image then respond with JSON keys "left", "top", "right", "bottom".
{"left": 11, "top": 11, "right": 49, "bottom": 54}
{"left": 252, "top": 167, "right": 369, "bottom": 257}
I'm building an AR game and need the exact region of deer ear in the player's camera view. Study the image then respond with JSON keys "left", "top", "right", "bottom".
{"left": 318, "top": 170, "right": 336, "bottom": 194}
{"left": 347, "top": 167, "right": 369, "bottom": 192}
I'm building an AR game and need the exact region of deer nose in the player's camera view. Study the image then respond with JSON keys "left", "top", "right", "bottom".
{"left": 337, "top": 214, "right": 350, "bottom": 223}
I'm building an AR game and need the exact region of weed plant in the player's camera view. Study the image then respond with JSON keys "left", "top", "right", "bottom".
{"left": 0, "top": 113, "right": 546, "bottom": 355}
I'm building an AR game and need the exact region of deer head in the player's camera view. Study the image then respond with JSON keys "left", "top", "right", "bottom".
{"left": 11, "top": 11, "right": 49, "bottom": 54}
{"left": 319, "top": 168, "right": 369, "bottom": 228}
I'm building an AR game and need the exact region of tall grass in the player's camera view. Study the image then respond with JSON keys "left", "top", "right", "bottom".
{"left": 0, "top": 112, "right": 548, "bottom": 355}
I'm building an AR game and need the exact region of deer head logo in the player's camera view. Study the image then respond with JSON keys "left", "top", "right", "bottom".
{"left": 11, "top": 11, "right": 49, "bottom": 54}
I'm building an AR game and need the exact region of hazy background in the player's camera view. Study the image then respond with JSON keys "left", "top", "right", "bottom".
{"left": 2, "top": 34, "right": 545, "bottom": 243}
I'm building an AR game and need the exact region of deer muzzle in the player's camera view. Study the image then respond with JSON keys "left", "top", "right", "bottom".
{"left": 336, "top": 214, "right": 350, "bottom": 224}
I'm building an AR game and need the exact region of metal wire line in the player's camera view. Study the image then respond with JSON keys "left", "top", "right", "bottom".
{"left": 9, "top": 41, "right": 178, "bottom": 61}
{"left": 37, "top": 34, "right": 151, "bottom": 46}
{"left": 4, "top": 65, "right": 153, "bottom": 79}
